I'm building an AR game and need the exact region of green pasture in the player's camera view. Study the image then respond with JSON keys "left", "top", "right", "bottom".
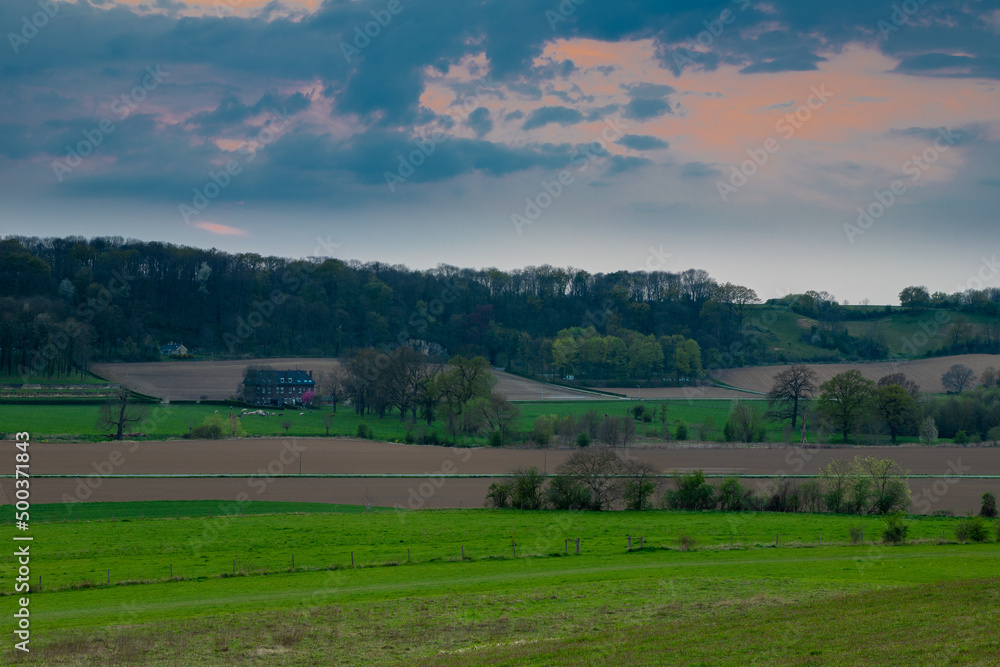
{"left": 1, "top": 504, "right": 999, "bottom": 665}
{"left": 2, "top": 504, "right": 995, "bottom": 592}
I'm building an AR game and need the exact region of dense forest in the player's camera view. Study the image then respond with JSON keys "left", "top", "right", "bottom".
{"left": 2, "top": 236, "right": 999, "bottom": 383}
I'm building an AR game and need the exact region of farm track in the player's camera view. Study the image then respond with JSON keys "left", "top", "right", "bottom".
{"left": 4, "top": 438, "right": 1000, "bottom": 513}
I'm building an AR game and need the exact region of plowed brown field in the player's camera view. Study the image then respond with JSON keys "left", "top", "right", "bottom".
{"left": 712, "top": 354, "right": 1000, "bottom": 394}
{"left": 5, "top": 438, "right": 999, "bottom": 514}
{"left": 91, "top": 359, "right": 602, "bottom": 401}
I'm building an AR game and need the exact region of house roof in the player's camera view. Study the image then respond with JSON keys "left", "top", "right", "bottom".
{"left": 160, "top": 344, "right": 184, "bottom": 352}
{"left": 243, "top": 369, "right": 314, "bottom": 385}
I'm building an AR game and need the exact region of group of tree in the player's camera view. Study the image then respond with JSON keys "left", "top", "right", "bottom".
{"left": 550, "top": 327, "right": 703, "bottom": 384}
{"left": 332, "top": 351, "right": 518, "bottom": 444}
{"left": 488, "top": 453, "right": 911, "bottom": 516}
{"left": 763, "top": 363, "right": 1000, "bottom": 444}
{"left": 485, "top": 449, "right": 661, "bottom": 511}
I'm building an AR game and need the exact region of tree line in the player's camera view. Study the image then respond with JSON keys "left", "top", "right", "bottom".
{"left": 3, "top": 236, "right": 999, "bottom": 384}
{"left": 486, "top": 452, "right": 912, "bottom": 516}
{"left": 765, "top": 364, "right": 1000, "bottom": 444}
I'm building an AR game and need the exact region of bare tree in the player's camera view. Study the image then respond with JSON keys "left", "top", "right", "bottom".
{"left": 941, "top": 364, "right": 977, "bottom": 394}
{"left": 877, "top": 372, "right": 921, "bottom": 400}
{"left": 557, "top": 449, "right": 626, "bottom": 510}
{"left": 766, "top": 365, "right": 818, "bottom": 428}
{"left": 476, "top": 390, "right": 521, "bottom": 446}
{"left": 97, "top": 385, "right": 147, "bottom": 440}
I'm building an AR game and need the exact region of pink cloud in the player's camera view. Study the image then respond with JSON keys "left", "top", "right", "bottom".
{"left": 191, "top": 221, "right": 249, "bottom": 236}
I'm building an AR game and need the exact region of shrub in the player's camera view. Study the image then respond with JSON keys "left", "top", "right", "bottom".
{"left": 485, "top": 481, "right": 513, "bottom": 508}
{"left": 356, "top": 423, "right": 374, "bottom": 439}
{"left": 677, "top": 535, "right": 696, "bottom": 551}
{"left": 575, "top": 432, "right": 591, "bottom": 447}
{"left": 662, "top": 470, "right": 715, "bottom": 510}
{"left": 848, "top": 524, "right": 864, "bottom": 544}
{"left": 716, "top": 476, "right": 747, "bottom": 511}
{"left": 190, "top": 423, "right": 222, "bottom": 439}
{"left": 981, "top": 492, "right": 998, "bottom": 518}
{"left": 882, "top": 512, "right": 909, "bottom": 544}
{"left": 674, "top": 420, "right": 688, "bottom": 441}
{"left": 956, "top": 515, "right": 990, "bottom": 542}
{"left": 987, "top": 426, "right": 1000, "bottom": 446}
{"left": 919, "top": 417, "right": 938, "bottom": 444}
{"left": 954, "top": 430, "right": 969, "bottom": 445}
{"left": 487, "top": 431, "right": 503, "bottom": 448}
{"left": 546, "top": 474, "right": 591, "bottom": 510}
{"left": 531, "top": 416, "right": 555, "bottom": 447}
{"left": 403, "top": 431, "right": 415, "bottom": 445}
{"left": 510, "top": 467, "right": 546, "bottom": 510}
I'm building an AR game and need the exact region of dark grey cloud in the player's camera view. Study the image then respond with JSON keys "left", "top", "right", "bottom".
{"left": 680, "top": 161, "right": 721, "bottom": 178}
{"left": 618, "top": 134, "right": 668, "bottom": 150}
{"left": 606, "top": 155, "right": 651, "bottom": 175}
{"left": 623, "top": 97, "right": 671, "bottom": 120}
{"left": 187, "top": 91, "right": 310, "bottom": 134}
{"left": 466, "top": 107, "right": 493, "bottom": 137}
{"left": 522, "top": 106, "right": 585, "bottom": 130}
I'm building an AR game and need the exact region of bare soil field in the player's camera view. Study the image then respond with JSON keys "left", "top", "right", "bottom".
{"left": 604, "top": 386, "right": 761, "bottom": 399}
{"left": 712, "top": 354, "right": 1000, "bottom": 394}
{"left": 491, "top": 370, "right": 607, "bottom": 400}
{"left": 91, "top": 358, "right": 342, "bottom": 401}
{"left": 91, "top": 359, "right": 603, "bottom": 402}
{"left": 5, "top": 438, "right": 999, "bottom": 513}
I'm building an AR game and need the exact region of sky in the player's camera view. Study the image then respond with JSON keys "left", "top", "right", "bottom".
{"left": 1, "top": 0, "right": 998, "bottom": 305}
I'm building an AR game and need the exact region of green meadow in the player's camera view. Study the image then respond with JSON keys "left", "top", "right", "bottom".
{"left": 1, "top": 504, "right": 998, "bottom": 665}
{"left": 0, "top": 399, "right": 752, "bottom": 443}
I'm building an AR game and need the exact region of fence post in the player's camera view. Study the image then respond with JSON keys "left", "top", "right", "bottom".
{"left": 170, "top": 564, "right": 173, "bottom": 578}
{"left": 730, "top": 534, "right": 733, "bottom": 547}
{"left": 861, "top": 530, "right": 864, "bottom": 544}
{"left": 461, "top": 545, "right": 465, "bottom": 560}
{"left": 292, "top": 555, "right": 295, "bottom": 572}
{"left": 38, "top": 575, "right": 41, "bottom": 591}
{"left": 107, "top": 569, "right": 110, "bottom": 584}
{"left": 627, "top": 536, "right": 631, "bottom": 552}
{"left": 512, "top": 543, "right": 516, "bottom": 558}
{"left": 407, "top": 548, "right": 410, "bottom": 562}
{"left": 351, "top": 551, "right": 354, "bottom": 567}
{"left": 819, "top": 532, "right": 822, "bottom": 545}
{"left": 576, "top": 538, "right": 581, "bottom": 555}
{"left": 775, "top": 533, "right": 778, "bottom": 546}
{"left": 564, "top": 539, "right": 568, "bottom": 555}
{"left": 640, "top": 537, "right": 643, "bottom": 550}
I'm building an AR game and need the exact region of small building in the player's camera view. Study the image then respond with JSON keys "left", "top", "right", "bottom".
{"left": 242, "top": 369, "right": 315, "bottom": 405}
{"left": 159, "top": 342, "right": 188, "bottom": 356}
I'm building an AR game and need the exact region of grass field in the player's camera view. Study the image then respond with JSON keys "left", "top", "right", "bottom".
{"left": 0, "top": 399, "right": 757, "bottom": 444}
{"left": 2, "top": 503, "right": 999, "bottom": 664}
{"left": 0, "top": 398, "right": 936, "bottom": 445}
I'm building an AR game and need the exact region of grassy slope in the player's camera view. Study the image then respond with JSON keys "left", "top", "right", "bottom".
{"left": 2, "top": 506, "right": 999, "bottom": 665}
{"left": 3, "top": 508, "right": 994, "bottom": 591}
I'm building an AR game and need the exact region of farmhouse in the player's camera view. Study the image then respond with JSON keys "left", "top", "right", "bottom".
{"left": 159, "top": 342, "right": 188, "bottom": 356}
{"left": 242, "top": 369, "right": 315, "bottom": 405}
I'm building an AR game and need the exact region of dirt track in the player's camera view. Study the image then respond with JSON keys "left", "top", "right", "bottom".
{"left": 5, "top": 438, "right": 999, "bottom": 514}
{"left": 713, "top": 354, "right": 1000, "bottom": 394}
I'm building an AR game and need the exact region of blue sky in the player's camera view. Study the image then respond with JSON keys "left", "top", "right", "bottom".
{"left": 1, "top": 0, "right": 998, "bottom": 303}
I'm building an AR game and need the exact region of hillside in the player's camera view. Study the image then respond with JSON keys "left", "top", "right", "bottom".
{"left": 712, "top": 353, "right": 1000, "bottom": 394}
